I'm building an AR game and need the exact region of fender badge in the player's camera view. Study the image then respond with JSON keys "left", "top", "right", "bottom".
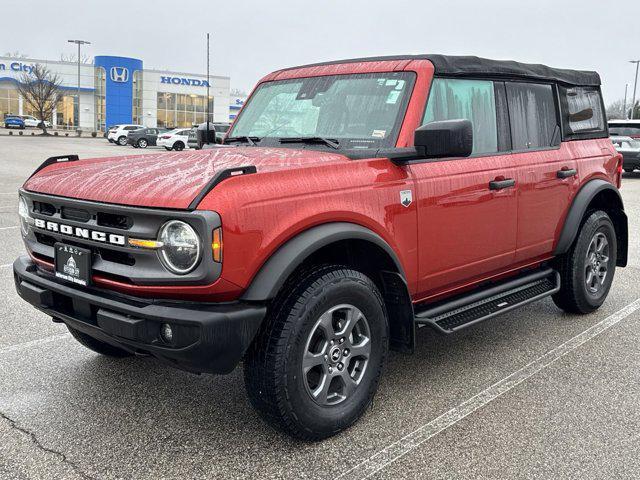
{"left": 400, "top": 190, "right": 412, "bottom": 207}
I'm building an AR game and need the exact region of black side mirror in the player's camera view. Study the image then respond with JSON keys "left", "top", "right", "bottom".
{"left": 196, "top": 122, "right": 217, "bottom": 148}
{"left": 414, "top": 119, "right": 473, "bottom": 159}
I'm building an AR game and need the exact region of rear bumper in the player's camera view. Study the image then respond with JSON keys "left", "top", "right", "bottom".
{"left": 13, "top": 256, "right": 266, "bottom": 374}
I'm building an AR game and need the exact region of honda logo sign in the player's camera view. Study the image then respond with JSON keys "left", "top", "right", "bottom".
{"left": 110, "top": 66, "right": 129, "bottom": 83}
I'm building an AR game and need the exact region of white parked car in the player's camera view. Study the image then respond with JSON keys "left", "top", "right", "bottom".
{"left": 21, "top": 115, "right": 51, "bottom": 128}
{"left": 107, "top": 124, "right": 144, "bottom": 145}
{"left": 156, "top": 128, "right": 192, "bottom": 151}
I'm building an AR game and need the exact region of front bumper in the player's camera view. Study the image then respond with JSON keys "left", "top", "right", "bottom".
{"left": 13, "top": 256, "right": 266, "bottom": 374}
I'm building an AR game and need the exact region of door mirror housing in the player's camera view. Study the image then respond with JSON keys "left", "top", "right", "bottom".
{"left": 414, "top": 119, "right": 474, "bottom": 159}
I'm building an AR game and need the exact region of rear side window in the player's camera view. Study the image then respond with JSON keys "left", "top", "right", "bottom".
{"left": 424, "top": 78, "right": 498, "bottom": 155}
{"left": 559, "top": 86, "right": 605, "bottom": 138}
{"left": 505, "top": 83, "right": 559, "bottom": 150}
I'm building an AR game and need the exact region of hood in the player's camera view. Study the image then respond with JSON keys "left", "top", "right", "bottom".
{"left": 23, "top": 147, "right": 350, "bottom": 209}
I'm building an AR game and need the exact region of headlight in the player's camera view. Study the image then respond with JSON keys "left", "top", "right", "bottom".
{"left": 157, "top": 220, "right": 201, "bottom": 274}
{"left": 18, "top": 196, "right": 31, "bottom": 236}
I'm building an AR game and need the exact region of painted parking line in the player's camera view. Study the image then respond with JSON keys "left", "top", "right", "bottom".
{"left": 0, "top": 333, "right": 71, "bottom": 356}
{"left": 0, "top": 226, "right": 19, "bottom": 231}
{"left": 338, "top": 298, "right": 640, "bottom": 480}
{"left": 1, "top": 263, "right": 12, "bottom": 269}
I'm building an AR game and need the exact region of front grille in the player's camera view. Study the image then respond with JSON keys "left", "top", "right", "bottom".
{"left": 61, "top": 206, "right": 91, "bottom": 223}
{"left": 21, "top": 190, "right": 221, "bottom": 287}
{"left": 97, "top": 211, "right": 132, "bottom": 230}
{"left": 33, "top": 201, "right": 56, "bottom": 216}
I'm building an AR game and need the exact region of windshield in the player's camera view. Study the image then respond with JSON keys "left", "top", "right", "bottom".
{"left": 229, "top": 72, "right": 415, "bottom": 148}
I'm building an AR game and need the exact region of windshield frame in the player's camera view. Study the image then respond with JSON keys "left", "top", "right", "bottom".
{"left": 227, "top": 71, "right": 417, "bottom": 150}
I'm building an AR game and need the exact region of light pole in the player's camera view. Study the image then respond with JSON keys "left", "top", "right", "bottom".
{"left": 623, "top": 84, "right": 628, "bottom": 119}
{"left": 206, "top": 33, "right": 211, "bottom": 143}
{"left": 67, "top": 39, "right": 91, "bottom": 130}
{"left": 630, "top": 60, "right": 640, "bottom": 120}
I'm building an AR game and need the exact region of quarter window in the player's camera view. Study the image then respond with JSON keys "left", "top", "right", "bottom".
{"left": 505, "top": 83, "right": 559, "bottom": 150}
{"left": 423, "top": 78, "right": 498, "bottom": 155}
{"left": 559, "top": 86, "right": 605, "bottom": 137}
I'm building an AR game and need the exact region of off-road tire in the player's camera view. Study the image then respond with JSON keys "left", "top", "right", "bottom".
{"left": 244, "top": 265, "right": 388, "bottom": 440}
{"left": 553, "top": 210, "right": 617, "bottom": 314}
{"left": 67, "top": 325, "right": 133, "bottom": 358}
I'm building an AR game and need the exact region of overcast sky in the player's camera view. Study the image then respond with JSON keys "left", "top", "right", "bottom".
{"left": 6, "top": 0, "right": 640, "bottom": 104}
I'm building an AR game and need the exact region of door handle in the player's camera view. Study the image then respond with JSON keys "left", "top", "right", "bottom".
{"left": 557, "top": 168, "right": 577, "bottom": 179}
{"left": 489, "top": 178, "right": 516, "bottom": 190}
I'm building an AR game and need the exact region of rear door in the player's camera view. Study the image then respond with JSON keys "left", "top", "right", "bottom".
{"left": 505, "top": 81, "right": 578, "bottom": 263}
{"left": 410, "top": 78, "right": 518, "bottom": 299}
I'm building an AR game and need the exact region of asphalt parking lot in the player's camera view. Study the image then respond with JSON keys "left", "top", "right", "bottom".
{"left": 1, "top": 136, "right": 639, "bottom": 479}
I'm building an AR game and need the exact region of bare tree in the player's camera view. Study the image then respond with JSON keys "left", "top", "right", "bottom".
{"left": 15, "top": 65, "right": 63, "bottom": 135}
{"left": 60, "top": 53, "right": 91, "bottom": 64}
{"left": 3, "top": 51, "right": 29, "bottom": 58}
{"left": 606, "top": 99, "right": 627, "bottom": 120}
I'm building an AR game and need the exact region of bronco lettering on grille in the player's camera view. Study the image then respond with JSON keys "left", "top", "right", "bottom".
{"left": 33, "top": 218, "right": 126, "bottom": 246}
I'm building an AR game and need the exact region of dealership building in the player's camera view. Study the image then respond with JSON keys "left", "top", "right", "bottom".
{"left": 0, "top": 55, "right": 245, "bottom": 131}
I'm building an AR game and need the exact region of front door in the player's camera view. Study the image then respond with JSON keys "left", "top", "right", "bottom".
{"left": 410, "top": 78, "right": 518, "bottom": 300}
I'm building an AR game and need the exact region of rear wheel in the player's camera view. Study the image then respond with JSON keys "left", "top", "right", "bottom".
{"left": 244, "top": 265, "right": 388, "bottom": 440}
{"left": 624, "top": 167, "right": 635, "bottom": 173}
{"left": 173, "top": 141, "right": 184, "bottom": 151}
{"left": 117, "top": 136, "right": 127, "bottom": 146}
{"left": 67, "top": 325, "right": 133, "bottom": 358}
{"left": 553, "top": 210, "right": 617, "bottom": 314}
{"left": 138, "top": 138, "right": 148, "bottom": 148}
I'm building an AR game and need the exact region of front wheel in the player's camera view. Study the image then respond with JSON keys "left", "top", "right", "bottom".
{"left": 553, "top": 210, "right": 617, "bottom": 314}
{"left": 173, "top": 141, "right": 184, "bottom": 151}
{"left": 244, "top": 265, "right": 388, "bottom": 440}
{"left": 138, "top": 138, "right": 148, "bottom": 148}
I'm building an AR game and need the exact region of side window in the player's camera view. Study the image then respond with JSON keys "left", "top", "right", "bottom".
{"left": 506, "top": 82, "right": 558, "bottom": 150}
{"left": 423, "top": 78, "right": 498, "bottom": 155}
{"left": 559, "top": 86, "right": 605, "bottom": 137}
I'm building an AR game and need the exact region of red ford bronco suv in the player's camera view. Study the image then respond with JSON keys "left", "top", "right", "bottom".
{"left": 14, "top": 55, "right": 627, "bottom": 440}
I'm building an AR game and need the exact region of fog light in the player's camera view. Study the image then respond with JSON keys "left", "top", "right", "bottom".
{"left": 160, "top": 323, "right": 173, "bottom": 343}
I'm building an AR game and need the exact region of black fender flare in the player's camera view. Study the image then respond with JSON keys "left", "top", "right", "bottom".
{"left": 554, "top": 179, "right": 627, "bottom": 265}
{"left": 241, "top": 222, "right": 406, "bottom": 302}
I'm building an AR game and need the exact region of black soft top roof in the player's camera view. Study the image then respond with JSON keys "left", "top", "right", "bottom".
{"left": 284, "top": 54, "right": 601, "bottom": 87}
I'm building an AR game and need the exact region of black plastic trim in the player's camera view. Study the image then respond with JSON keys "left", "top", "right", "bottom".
{"left": 14, "top": 256, "right": 266, "bottom": 375}
{"left": 28, "top": 155, "right": 79, "bottom": 180}
{"left": 241, "top": 222, "right": 406, "bottom": 301}
{"left": 188, "top": 166, "right": 257, "bottom": 210}
{"left": 554, "top": 179, "right": 626, "bottom": 264}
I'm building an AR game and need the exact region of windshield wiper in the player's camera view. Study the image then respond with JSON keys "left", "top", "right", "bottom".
{"left": 225, "top": 136, "right": 260, "bottom": 146}
{"left": 279, "top": 137, "right": 340, "bottom": 150}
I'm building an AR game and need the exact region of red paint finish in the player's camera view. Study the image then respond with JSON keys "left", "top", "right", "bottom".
{"left": 24, "top": 148, "right": 351, "bottom": 209}
{"left": 22, "top": 58, "right": 621, "bottom": 305}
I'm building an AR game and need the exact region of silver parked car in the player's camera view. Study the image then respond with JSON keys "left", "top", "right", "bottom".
{"left": 611, "top": 136, "right": 640, "bottom": 173}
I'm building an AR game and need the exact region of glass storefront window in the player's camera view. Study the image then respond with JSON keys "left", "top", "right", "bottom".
{"left": 0, "top": 83, "right": 19, "bottom": 122}
{"left": 156, "top": 92, "right": 213, "bottom": 128}
{"left": 132, "top": 70, "right": 143, "bottom": 125}
{"left": 95, "top": 67, "right": 106, "bottom": 131}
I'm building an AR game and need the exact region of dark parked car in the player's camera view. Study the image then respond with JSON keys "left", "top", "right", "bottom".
{"left": 127, "top": 128, "right": 168, "bottom": 148}
{"left": 4, "top": 115, "right": 25, "bottom": 129}
{"left": 611, "top": 136, "right": 640, "bottom": 172}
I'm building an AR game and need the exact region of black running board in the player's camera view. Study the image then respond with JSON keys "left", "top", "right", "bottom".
{"left": 414, "top": 268, "right": 560, "bottom": 334}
